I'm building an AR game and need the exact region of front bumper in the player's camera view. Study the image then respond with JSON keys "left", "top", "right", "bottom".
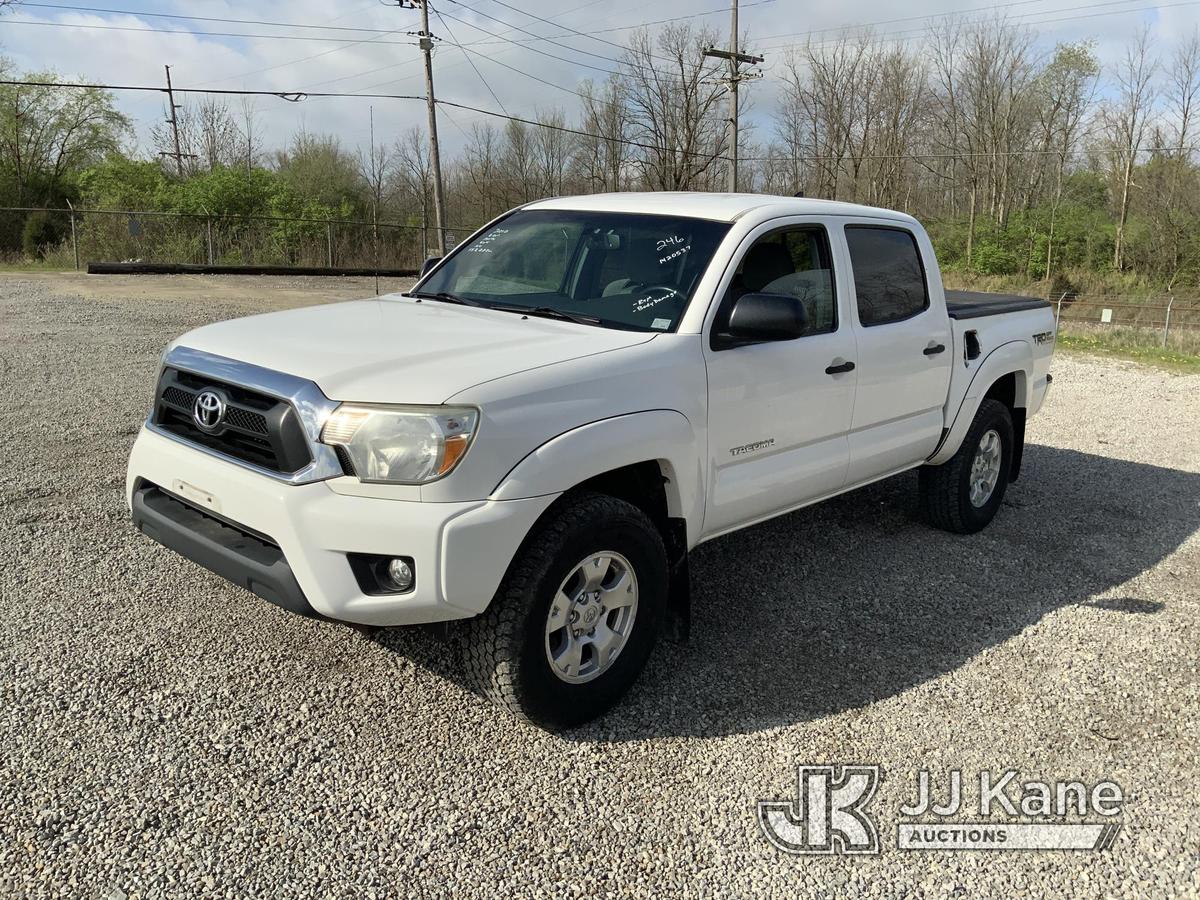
{"left": 126, "top": 426, "right": 558, "bottom": 626}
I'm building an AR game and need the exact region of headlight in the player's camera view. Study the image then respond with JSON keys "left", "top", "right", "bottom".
{"left": 320, "top": 405, "right": 478, "bottom": 484}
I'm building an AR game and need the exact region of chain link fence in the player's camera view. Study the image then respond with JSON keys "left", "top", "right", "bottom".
{"left": 7, "top": 206, "right": 1200, "bottom": 352}
{"left": 1053, "top": 293, "right": 1200, "bottom": 352}
{"left": 3, "top": 207, "right": 475, "bottom": 271}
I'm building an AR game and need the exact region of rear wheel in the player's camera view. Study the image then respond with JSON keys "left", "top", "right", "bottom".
{"left": 462, "top": 491, "right": 667, "bottom": 729}
{"left": 920, "top": 399, "right": 1014, "bottom": 534}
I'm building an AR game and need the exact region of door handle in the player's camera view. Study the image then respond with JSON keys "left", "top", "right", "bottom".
{"left": 923, "top": 343, "right": 946, "bottom": 356}
{"left": 825, "top": 360, "right": 856, "bottom": 375}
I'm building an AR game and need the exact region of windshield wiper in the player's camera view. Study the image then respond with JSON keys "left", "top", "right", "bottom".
{"left": 414, "top": 293, "right": 603, "bottom": 326}
{"left": 408, "top": 290, "right": 484, "bottom": 307}
{"left": 511, "top": 305, "right": 602, "bottom": 326}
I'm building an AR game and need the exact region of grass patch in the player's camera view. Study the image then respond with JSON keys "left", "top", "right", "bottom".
{"left": 1057, "top": 333, "right": 1200, "bottom": 372}
{"left": 0, "top": 259, "right": 72, "bottom": 273}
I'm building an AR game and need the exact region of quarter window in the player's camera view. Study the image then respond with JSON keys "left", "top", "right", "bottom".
{"left": 845, "top": 227, "right": 929, "bottom": 326}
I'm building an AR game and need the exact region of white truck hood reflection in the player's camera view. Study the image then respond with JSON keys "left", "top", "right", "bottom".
{"left": 172, "top": 295, "right": 657, "bottom": 404}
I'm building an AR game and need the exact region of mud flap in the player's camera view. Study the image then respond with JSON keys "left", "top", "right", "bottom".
{"left": 663, "top": 517, "right": 690, "bottom": 644}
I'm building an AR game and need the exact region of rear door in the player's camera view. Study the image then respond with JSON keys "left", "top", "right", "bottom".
{"left": 841, "top": 222, "right": 953, "bottom": 484}
{"left": 701, "top": 218, "right": 858, "bottom": 538}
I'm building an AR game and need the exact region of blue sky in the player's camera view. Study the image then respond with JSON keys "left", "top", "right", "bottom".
{"left": 2, "top": 0, "right": 1197, "bottom": 159}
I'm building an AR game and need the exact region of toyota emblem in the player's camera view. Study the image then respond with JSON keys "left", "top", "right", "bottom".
{"left": 192, "top": 389, "right": 226, "bottom": 432}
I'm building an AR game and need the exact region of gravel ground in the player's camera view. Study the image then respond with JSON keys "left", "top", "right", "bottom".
{"left": 1, "top": 274, "right": 1198, "bottom": 898}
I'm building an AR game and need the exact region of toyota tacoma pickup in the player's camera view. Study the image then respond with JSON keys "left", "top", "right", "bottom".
{"left": 127, "top": 193, "right": 1055, "bottom": 728}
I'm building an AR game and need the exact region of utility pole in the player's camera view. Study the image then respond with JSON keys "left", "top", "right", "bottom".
{"left": 397, "top": 0, "right": 448, "bottom": 257}
{"left": 703, "top": 0, "right": 763, "bottom": 193}
{"left": 162, "top": 65, "right": 187, "bottom": 177}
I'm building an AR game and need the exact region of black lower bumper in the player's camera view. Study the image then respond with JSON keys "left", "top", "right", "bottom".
{"left": 131, "top": 482, "right": 317, "bottom": 618}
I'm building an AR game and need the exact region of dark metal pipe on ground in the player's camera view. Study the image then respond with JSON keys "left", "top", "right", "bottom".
{"left": 86, "top": 262, "right": 419, "bottom": 277}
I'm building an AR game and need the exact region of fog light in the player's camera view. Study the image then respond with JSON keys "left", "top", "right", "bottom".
{"left": 347, "top": 553, "right": 416, "bottom": 595}
{"left": 384, "top": 557, "right": 414, "bottom": 592}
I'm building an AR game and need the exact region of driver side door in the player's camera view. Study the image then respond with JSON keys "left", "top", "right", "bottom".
{"left": 701, "top": 220, "right": 858, "bottom": 539}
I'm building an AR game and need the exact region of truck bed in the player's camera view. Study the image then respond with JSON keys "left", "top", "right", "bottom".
{"left": 945, "top": 290, "right": 1052, "bottom": 320}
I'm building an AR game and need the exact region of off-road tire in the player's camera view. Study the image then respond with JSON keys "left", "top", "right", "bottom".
{"left": 462, "top": 490, "right": 667, "bottom": 730}
{"left": 919, "top": 399, "right": 1014, "bottom": 534}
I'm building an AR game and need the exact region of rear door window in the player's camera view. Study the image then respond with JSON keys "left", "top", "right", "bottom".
{"left": 845, "top": 226, "right": 929, "bottom": 326}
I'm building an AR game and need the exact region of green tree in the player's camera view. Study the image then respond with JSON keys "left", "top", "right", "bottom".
{"left": 77, "top": 154, "right": 172, "bottom": 209}
{"left": 273, "top": 130, "right": 364, "bottom": 217}
{"left": 0, "top": 62, "right": 130, "bottom": 206}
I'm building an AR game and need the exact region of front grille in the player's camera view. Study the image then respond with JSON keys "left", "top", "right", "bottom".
{"left": 162, "top": 385, "right": 193, "bottom": 408}
{"left": 224, "top": 406, "right": 269, "bottom": 435}
{"left": 152, "top": 367, "right": 314, "bottom": 474}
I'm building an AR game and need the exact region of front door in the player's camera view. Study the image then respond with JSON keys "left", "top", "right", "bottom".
{"left": 701, "top": 221, "right": 858, "bottom": 538}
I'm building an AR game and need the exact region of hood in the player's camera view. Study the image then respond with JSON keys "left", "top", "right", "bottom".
{"left": 172, "top": 295, "right": 656, "bottom": 403}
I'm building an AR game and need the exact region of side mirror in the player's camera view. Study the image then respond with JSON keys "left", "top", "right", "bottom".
{"left": 722, "top": 292, "right": 808, "bottom": 345}
{"left": 419, "top": 256, "right": 443, "bottom": 277}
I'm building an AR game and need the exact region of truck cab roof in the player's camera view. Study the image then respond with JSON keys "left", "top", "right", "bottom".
{"left": 524, "top": 191, "right": 920, "bottom": 225}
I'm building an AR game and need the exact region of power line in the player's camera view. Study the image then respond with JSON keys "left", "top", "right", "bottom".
{"left": 294, "top": 0, "right": 609, "bottom": 93}
{"left": 759, "top": 0, "right": 1194, "bottom": 54}
{"left": 440, "top": 0, "right": 693, "bottom": 72}
{"left": 16, "top": 2, "right": 423, "bottom": 35}
{"left": 751, "top": 0, "right": 1070, "bottom": 46}
{"left": 7, "top": 4, "right": 417, "bottom": 93}
{"left": 1, "top": 77, "right": 1190, "bottom": 164}
{"left": 478, "top": 0, "right": 684, "bottom": 56}
{"left": 456, "top": 0, "right": 776, "bottom": 46}
{"left": 0, "top": 79, "right": 424, "bottom": 102}
{"left": 432, "top": 7, "right": 620, "bottom": 75}
{"left": 0, "top": 17, "right": 422, "bottom": 44}
{"left": 192, "top": 12, "right": 420, "bottom": 88}
{"left": 436, "top": 97, "right": 728, "bottom": 160}
{"left": 430, "top": 5, "right": 507, "bottom": 114}
{"left": 0, "top": 76, "right": 729, "bottom": 160}
{"left": 434, "top": 6, "right": 717, "bottom": 87}
{"left": 280, "top": 0, "right": 747, "bottom": 98}
{"left": 442, "top": 40, "right": 598, "bottom": 103}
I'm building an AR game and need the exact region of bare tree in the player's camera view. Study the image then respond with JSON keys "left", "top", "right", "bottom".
{"left": 357, "top": 114, "right": 394, "bottom": 239}
{"left": 239, "top": 98, "right": 264, "bottom": 175}
{"left": 197, "top": 98, "right": 242, "bottom": 172}
{"left": 502, "top": 119, "right": 535, "bottom": 204}
{"left": 778, "top": 37, "right": 868, "bottom": 200}
{"left": 862, "top": 45, "right": 929, "bottom": 209}
{"left": 929, "top": 19, "right": 1039, "bottom": 266}
{"left": 1168, "top": 31, "right": 1200, "bottom": 158}
{"left": 780, "top": 35, "right": 928, "bottom": 207}
{"left": 533, "top": 108, "right": 572, "bottom": 198}
{"left": 394, "top": 126, "right": 432, "bottom": 252}
{"left": 1032, "top": 42, "right": 1098, "bottom": 279}
{"left": 574, "top": 77, "right": 631, "bottom": 192}
{"left": 1102, "top": 29, "right": 1157, "bottom": 271}
{"left": 621, "top": 24, "right": 728, "bottom": 190}
{"left": 463, "top": 122, "right": 501, "bottom": 218}
{"left": 151, "top": 97, "right": 242, "bottom": 175}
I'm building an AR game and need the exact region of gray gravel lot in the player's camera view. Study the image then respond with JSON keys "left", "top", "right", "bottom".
{"left": 1, "top": 273, "right": 1198, "bottom": 898}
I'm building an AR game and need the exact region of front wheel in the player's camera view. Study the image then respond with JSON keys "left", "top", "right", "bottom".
{"left": 462, "top": 491, "right": 667, "bottom": 729}
{"left": 919, "top": 399, "right": 1014, "bottom": 534}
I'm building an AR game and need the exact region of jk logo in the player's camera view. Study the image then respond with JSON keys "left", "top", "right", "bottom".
{"left": 758, "top": 765, "right": 881, "bottom": 855}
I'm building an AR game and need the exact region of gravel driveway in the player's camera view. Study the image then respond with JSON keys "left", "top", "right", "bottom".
{"left": 2, "top": 274, "right": 1198, "bottom": 898}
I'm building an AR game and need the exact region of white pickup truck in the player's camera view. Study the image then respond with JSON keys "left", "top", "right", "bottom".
{"left": 127, "top": 192, "right": 1055, "bottom": 728}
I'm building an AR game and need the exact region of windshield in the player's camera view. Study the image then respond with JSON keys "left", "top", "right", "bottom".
{"left": 415, "top": 209, "right": 732, "bottom": 332}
